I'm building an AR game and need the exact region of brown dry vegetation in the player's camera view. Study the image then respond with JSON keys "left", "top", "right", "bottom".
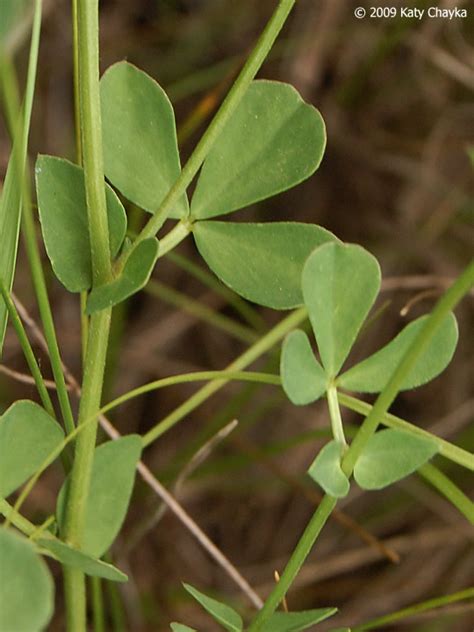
{"left": 1, "top": 1, "right": 473, "bottom": 630}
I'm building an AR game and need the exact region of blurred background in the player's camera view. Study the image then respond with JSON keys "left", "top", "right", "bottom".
{"left": 1, "top": 0, "right": 473, "bottom": 629}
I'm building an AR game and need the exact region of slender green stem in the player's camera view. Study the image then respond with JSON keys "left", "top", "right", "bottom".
{"left": 72, "top": 0, "right": 90, "bottom": 366}
{"left": 342, "top": 258, "right": 474, "bottom": 475}
{"left": 0, "top": 54, "right": 76, "bottom": 437}
{"left": 248, "top": 496, "right": 337, "bottom": 630}
{"left": 121, "top": 0, "right": 297, "bottom": 259}
{"left": 338, "top": 392, "right": 474, "bottom": 471}
{"left": 0, "top": 498, "right": 36, "bottom": 536}
{"left": 0, "top": 280, "right": 54, "bottom": 417}
{"left": 143, "top": 307, "right": 307, "bottom": 446}
{"left": 327, "top": 385, "right": 346, "bottom": 446}
{"left": 101, "top": 371, "right": 280, "bottom": 418}
{"left": 157, "top": 219, "right": 193, "bottom": 258}
{"left": 353, "top": 587, "right": 474, "bottom": 631}
{"left": 62, "top": 1, "right": 113, "bottom": 629}
{"left": 90, "top": 577, "right": 105, "bottom": 632}
{"left": 249, "top": 260, "right": 474, "bottom": 629}
{"left": 418, "top": 463, "right": 474, "bottom": 524}
{"left": 146, "top": 279, "right": 258, "bottom": 344}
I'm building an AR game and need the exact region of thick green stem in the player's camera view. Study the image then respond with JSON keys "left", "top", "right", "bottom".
{"left": 62, "top": 0, "right": 112, "bottom": 629}
{"left": 123, "top": 0, "right": 297, "bottom": 259}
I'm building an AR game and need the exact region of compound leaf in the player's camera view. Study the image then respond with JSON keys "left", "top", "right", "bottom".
{"left": 57, "top": 436, "right": 142, "bottom": 557}
{"left": 101, "top": 61, "right": 188, "bottom": 218}
{"left": 260, "top": 608, "right": 338, "bottom": 631}
{"left": 354, "top": 429, "right": 439, "bottom": 490}
{"left": 302, "top": 243, "right": 381, "bottom": 377}
{"left": 0, "top": 529, "right": 54, "bottom": 632}
{"left": 191, "top": 80, "right": 326, "bottom": 219}
{"left": 338, "top": 313, "right": 458, "bottom": 393}
{"left": 35, "top": 155, "right": 127, "bottom": 292}
{"left": 38, "top": 538, "right": 127, "bottom": 582}
{"left": 0, "top": 400, "right": 64, "bottom": 498}
{"left": 281, "top": 330, "right": 327, "bottom": 405}
{"left": 308, "top": 440, "right": 350, "bottom": 498}
{"left": 194, "top": 221, "right": 336, "bottom": 309}
{"left": 86, "top": 238, "right": 159, "bottom": 313}
{"left": 183, "top": 583, "right": 243, "bottom": 632}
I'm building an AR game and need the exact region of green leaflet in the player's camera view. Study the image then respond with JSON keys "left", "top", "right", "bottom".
{"left": 0, "top": 400, "right": 64, "bottom": 498}
{"left": 281, "top": 329, "right": 327, "bottom": 405}
{"left": 183, "top": 583, "right": 243, "bottom": 632}
{"left": 86, "top": 238, "right": 159, "bottom": 313}
{"left": 170, "top": 624, "right": 197, "bottom": 632}
{"left": 0, "top": 0, "right": 40, "bottom": 356}
{"left": 191, "top": 80, "right": 326, "bottom": 219}
{"left": 35, "top": 155, "right": 127, "bottom": 292}
{"left": 38, "top": 538, "right": 127, "bottom": 582}
{"left": 0, "top": 529, "right": 54, "bottom": 632}
{"left": 100, "top": 61, "right": 188, "bottom": 218}
{"left": 302, "top": 242, "right": 381, "bottom": 377}
{"left": 307, "top": 440, "right": 350, "bottom": 498}
{"left": 354, "top": 429, "right": 439, "bottom": 490}
{"left": 338, "top": 313, "right": 458, "bottom": 393}
{"left": 57, "top": 436, "right": 142, "bottom": 557}
{"left": 260, "top": 608, "right": 338, "bottom": 631}
{"left": 194, "top": 221, "right": 336, "bottom": 309}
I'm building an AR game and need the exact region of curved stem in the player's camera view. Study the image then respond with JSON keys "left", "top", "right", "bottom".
{"left": 100, "top": 371, "right": 280, "bottom": 418}
{"left": 418, "top": 463, "right": 474, "bottom": 524}
{"left": 142, "top": 307, "right": 307, "bottom": 446}
{"left": 157, "top": 219, "right": 193, "bottom": 258}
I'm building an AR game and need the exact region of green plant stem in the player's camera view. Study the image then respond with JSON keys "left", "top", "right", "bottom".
{"left": 249, "top": 260, "right": 474, "bottom": 630}
{"left": 101, "top": 371, "right": 280, "bottom": 418}
{"left": 342, "top": 258, "right": 474, "bottom": 475}
{"left": 248, "top": 495, "right": 337, "bottom": 631}
{"left": 418, "top": 463, "right": 474, "bottom": 524}
{"left": 123, "top": 0, "right": 297, "bottom": 257}
{"left": 0, "top": 280, "right": 54, "bottom": 416}
{"left": 73, "top": 0, "right": 90, "bottom": 367}
{"left": 62, "top": 1, "right": 113, "bottom": 629}
{"left": 143, "top": 307, "right": 307, "bottom": 446}
{"left": 327, "top": 385, "right": 346, "bottom": 446}
{"left": 63, "top": 310, "right": 112, "bottom": 629}
{"left": 157, "top": 219, "right": 193, "bottom": 258}
{"left": 353, "top": 586, "right": 474, "bottom": 631}
{"left": 146, "top": 279, "right": 258, "bottom": 344}
{"left": 0, "top": 55, "right": 76, "bottom": 437}
{"left": 0, "top": 498, "right": 36, "bottom": 536}
{"left": 338, "top": 392, "right": 474, "bottom": 471}
{"left": 90, "top": 576, "right": 105, "bottom": 632}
